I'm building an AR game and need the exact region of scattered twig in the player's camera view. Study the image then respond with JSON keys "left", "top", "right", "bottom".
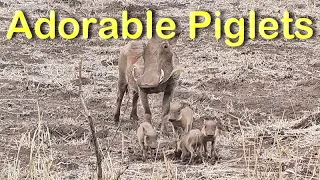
{"left": 78, "top": 59, "right": 103, "bottom": 180}
{"left": 291, "top": 111, "right": 320, "bottom": 129}
{"left": 114, "top": 165, "right": 129, "bottom": 180}
{"left": 236, "top": 112, "right": 250, "bottom": 177}
{"left": 163, "top": 150, "right": 173, "bottom": 180}
{"left": 121, "top": 132, "right": 124, "bottom": 163}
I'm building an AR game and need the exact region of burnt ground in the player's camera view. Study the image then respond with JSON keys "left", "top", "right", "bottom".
{"left": 0, "top": 0, "right": 320, "bottom": 179}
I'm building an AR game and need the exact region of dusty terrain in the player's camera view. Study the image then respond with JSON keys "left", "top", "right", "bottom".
{"left": 0, "top": 0, "right": 320, "bottom": 179}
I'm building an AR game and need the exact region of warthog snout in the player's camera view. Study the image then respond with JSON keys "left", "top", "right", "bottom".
{"left": 168, "top": 112, "right": 182, "bottom": 122}
{"left": 202, "top": 119, "right": 219, "bottom": 137}
{"left": 133, "top": 68, "right": 164, "bottom": 88}
{"left": 144, "top": 134, "right": 158, "bottom": 149}
{"left": 132, "top": 37, "right": 176, "bottom": 89}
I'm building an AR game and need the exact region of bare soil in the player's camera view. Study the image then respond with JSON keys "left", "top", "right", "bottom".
{"left": 0, "top": 0, "right": 319, "bottom": 179}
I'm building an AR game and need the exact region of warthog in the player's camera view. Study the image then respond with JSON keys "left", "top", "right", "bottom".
{"left": 114, "top": 32, "right": 182, "bottom": 134}
{"left": 177, "top": 129, "right": 205, "bottom": 164}
{"left": 137, "top": 121, "right": 158, "bottom": 161}
{"left": 167, "top": 101, "right": 194, "bottom": 151}
{"left": 201, "top": 119, "right": 220, "bottom": 159}
{"left": 167, "top": 101, "right": 194, "bottom": 136}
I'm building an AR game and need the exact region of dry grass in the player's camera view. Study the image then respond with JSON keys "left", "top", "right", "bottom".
{"left": 0, "top": 0, "right": 320, "bottom": 179}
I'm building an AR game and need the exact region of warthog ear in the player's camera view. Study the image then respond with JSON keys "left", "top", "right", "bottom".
{"left": 168, "top": 31, "right": 181, "bottom": 46}
{"left": 180, "top": 101, "right": 190, "bottom": 109}
{"left": 142, "top": 127, "right": 148, "bottom": 136}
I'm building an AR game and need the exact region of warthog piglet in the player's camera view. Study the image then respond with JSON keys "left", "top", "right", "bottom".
{"left": 137, "top": 122, "right": 158, "bottom": 161}
{"left": 177, "top": 129, "right": 204, "bottom": 164}
{"left": 168, "top": 102, "right": 194, "bottom": 136}
{"left": 201, "top": 119, "right": 220, "bottom": 159}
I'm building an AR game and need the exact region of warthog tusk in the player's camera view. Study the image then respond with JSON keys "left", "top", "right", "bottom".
{"left": 132, "top": 66, "right": 138, "bottom": 82}
{"left": 202, "top": 129, "right": 207, "bottom": 136}
{"left": 159, "top": 68, "right": 184, "bottom": 84}
{"left": 159, "top": 69, "right": 165, "bottom": 83}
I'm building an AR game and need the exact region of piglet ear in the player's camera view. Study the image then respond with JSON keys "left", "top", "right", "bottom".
{"left": 142, "top": 126, "right": 146, "bottom": 134}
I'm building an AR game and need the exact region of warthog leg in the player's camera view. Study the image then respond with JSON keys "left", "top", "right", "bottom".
{"left": 188, "top": 147, "right": 195, "bottom": 165}
{"left": 114, "top": 82, "right": 127, "bottom": 125}
{"left": 142, "top": 145, "right": 147, "bottom": 162}
{"left": 139, "top": 90, "right": 152, "bottom": 123}
{"left": 203, "top": 141, "right": 208, "bottom": 158}
{"left": 198, "top": 143, "right": 205, "bottom": 163}
{"left": 211, "top": 140, "right": 218, "bottom": 160}
{"left": 161, "top": 88, "right": 174, "bottom": 136}
{"left": 130, "top": 91, "right": 139, "bottom": 121}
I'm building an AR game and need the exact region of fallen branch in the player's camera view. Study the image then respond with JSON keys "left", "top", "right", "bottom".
{"left": 291, "top": 111, "right": 320, "bottom": 129}
{"left": 78, "top": 59, "right": 103, "bottom": 180}
{"left": 114, "top": 165, "right": 129, "bottom": 180}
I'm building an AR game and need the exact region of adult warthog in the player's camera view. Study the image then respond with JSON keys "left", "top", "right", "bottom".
{"left": 114, "top": 32, "right": 182, "bottom": 134}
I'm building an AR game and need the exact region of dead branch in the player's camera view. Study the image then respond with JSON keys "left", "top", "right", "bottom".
{"left": 291, "top": 111, "right": 320, "bottom": 129}
{"left": 114, "top": 165, "right": 129, "bottom": 180}
{"left": 78, "top": 59, "right": 103, "bottom": 180}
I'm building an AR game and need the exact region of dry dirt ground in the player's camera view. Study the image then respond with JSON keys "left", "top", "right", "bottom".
{"left": 0, "top": 0, "right": 320, "bottom": 179}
